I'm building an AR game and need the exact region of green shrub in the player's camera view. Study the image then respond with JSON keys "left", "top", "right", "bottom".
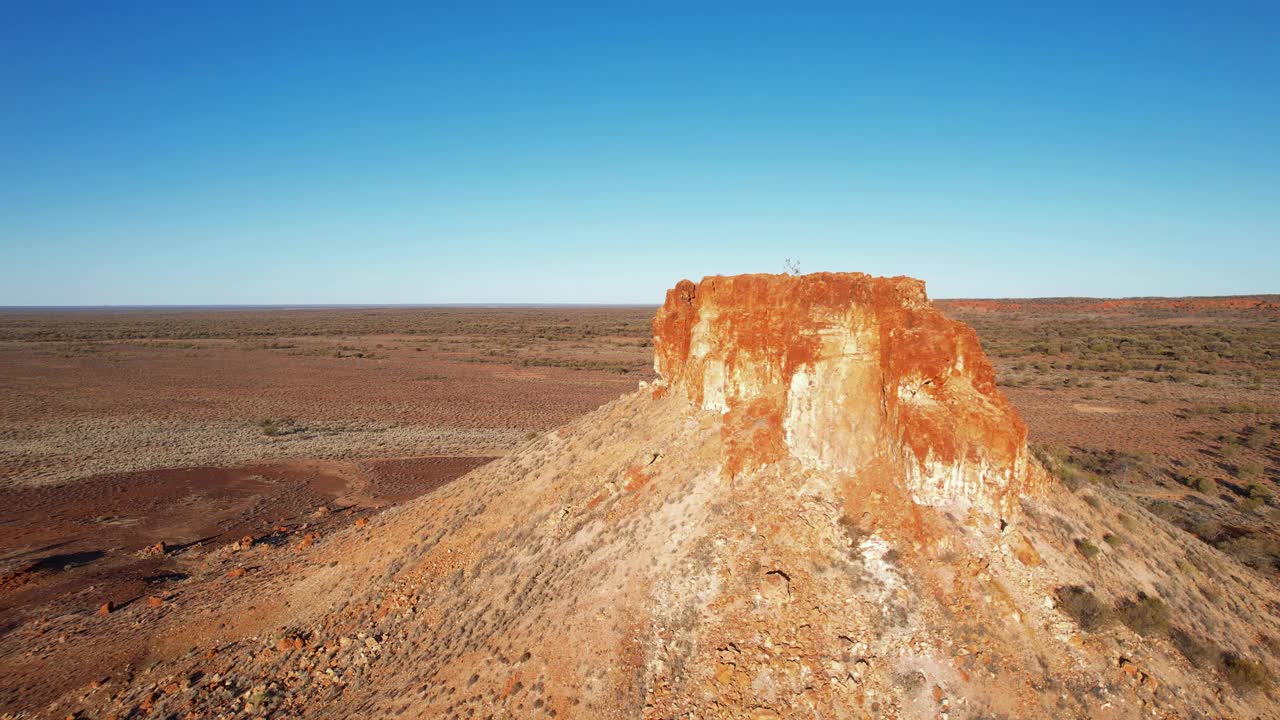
{"left": 1219, "top": 652, "right": 1270, "bottom": 693}
{"left": 257, "top": 418, "right": 290, "bottom": 436}
{"left": 1243, "top": 428, "right": 1273, "bottom": 450}
{"left": 1170, "top": 627, "right": 1217, "bottom": 667}
{"left": 1190, "top": 475, "right": 1216, "bottom": 494}
{"left": 1148, "top": 501, "right": 1181, "bottom": 524}
{"left": 1116, "top": 595, "right": 1169, "bottom": 637}
{"left": 1236, "top": 460, "right": 1264, "bottom": 481}
{"left": 1033, "top": 444, "right": 1088, "bottom": 492}
{"left": 1216, "top": 533, "right": 1280, "bottom": 572}
{"left": 1248, "top": 483, "right": 1274, "bottom": 500}
{"left": 1189, "top": 518, "right": 1224, "bottom": 544}
{"left": 1075, "top": 538, "right": 1101, "bottom": 559}
{"left": 1055, "top": 586, "right": 1112, "bottom": 632}
{"left": 1069, "top": 448, "right": 1158, "bottom": 484}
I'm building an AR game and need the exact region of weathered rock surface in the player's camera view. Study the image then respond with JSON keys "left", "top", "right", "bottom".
{"left": 654, "top": 272, "right": 1045, "bottom": 517}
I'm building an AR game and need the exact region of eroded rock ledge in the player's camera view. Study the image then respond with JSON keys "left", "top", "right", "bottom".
{"left": 652, "top": 272, "right": 1044, "bottom": 518}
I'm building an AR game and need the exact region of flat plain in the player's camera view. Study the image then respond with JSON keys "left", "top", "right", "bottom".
{"left": 940, "top": 297, "right": 1280, "bottom": 578}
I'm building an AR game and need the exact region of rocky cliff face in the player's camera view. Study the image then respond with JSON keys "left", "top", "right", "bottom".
{"left": 653, "top": 272, "right": 1045, "bottom": 519}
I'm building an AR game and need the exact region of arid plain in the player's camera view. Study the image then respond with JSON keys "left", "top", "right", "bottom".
{"left": 1, "top": 296, "right": 1278, "bottom": 716}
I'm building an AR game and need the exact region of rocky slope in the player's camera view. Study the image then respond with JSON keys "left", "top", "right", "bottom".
{"left": 14, "top": 273, "right": 1280, "bottom": 719}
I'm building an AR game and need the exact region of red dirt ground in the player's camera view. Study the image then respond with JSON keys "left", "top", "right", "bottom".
{"left": 0, "top": 456, "right": 492, "bottom": 709}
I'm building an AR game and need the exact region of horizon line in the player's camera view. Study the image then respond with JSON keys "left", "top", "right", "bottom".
{"left": 2, "top": 292, "right": 1278, "bottom": 311}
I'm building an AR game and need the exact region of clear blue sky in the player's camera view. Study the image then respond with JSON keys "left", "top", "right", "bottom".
{"left": 2, "top": 2, "right": 1277, "bottom": 304}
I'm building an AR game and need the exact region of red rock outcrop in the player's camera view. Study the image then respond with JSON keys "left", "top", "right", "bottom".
{"left": 653, "top": 272, "right": 1044, "bottom": 518}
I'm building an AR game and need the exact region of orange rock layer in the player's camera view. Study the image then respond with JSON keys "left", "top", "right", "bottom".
{"left": 653, "top": 272, "right": 1043, "bottom": 518}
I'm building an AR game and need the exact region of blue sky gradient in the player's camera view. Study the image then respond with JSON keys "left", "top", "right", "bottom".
{"left": 2, "top": 2, "right": 1277, "bottom": 304}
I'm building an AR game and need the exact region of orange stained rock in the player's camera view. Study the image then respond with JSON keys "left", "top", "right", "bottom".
{"left": 621, "top": 465, "right": 649, "bottom": 492}
{"left": 653, "top": 272, "right": 1045, "bottom": 518}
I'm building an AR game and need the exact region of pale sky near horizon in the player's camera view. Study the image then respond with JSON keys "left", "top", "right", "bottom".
{"left": 2, "top": 3, "right": 1277, "bottom": 305}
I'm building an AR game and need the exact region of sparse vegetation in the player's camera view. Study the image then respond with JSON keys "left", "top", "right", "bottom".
{"left": 1242, "top": 426, "right": 1273, "bottom": 450}
{"left": 1220, "top": 652, "right": 1271, "bottom": 693}
{"left": 257, "top": 418, "right": 298, "bottom": 437}
{"left": 958, "top": 310, "right": 1280, "bottom": 386}
{"left": 0, "top": 306, "right": 657, "bottom": 343}
{"left": 1235, "top": 460, "right": 1264, "bottom": 481}
{"left": 1246, "top": 483, "right": 1274, "bottom": 505}
{"left": 1115, "top": 595, "right": 1169, "bottom": 637}
{"left": 1033, "top": 445, "right": 1088, "bottom": 491}
{"left": 1215, "top": 532, "right": 1280, "bottom": 572}
{"left": 1055, "top": 586, "right": 1112, "bottom": 632}
{"left": 1033, "top": 445, "right": 1163, "bottom": 491}
{"left": 1170, "top": 627, "right": 1218, "bottom": 667}
{"left": 1075, "top": 538, "right": 1101, "bottom": 559}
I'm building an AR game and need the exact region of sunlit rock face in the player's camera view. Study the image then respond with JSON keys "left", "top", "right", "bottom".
{"left": 653, "top": 272, "right": 1043, "bottom": 518}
